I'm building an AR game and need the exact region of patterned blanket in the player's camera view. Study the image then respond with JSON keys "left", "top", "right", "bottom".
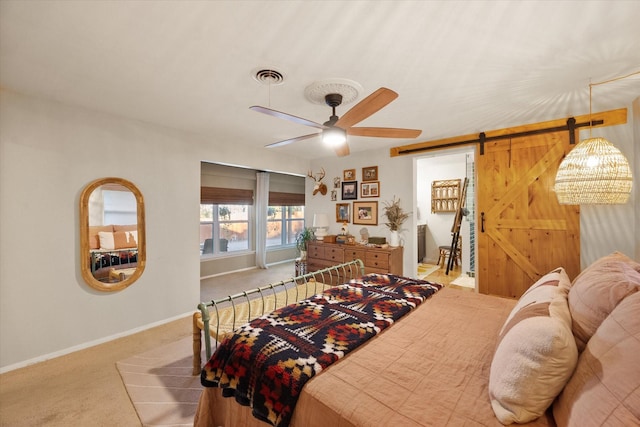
{"left": 201, "top": 274, "right": 442, "bottom": 427}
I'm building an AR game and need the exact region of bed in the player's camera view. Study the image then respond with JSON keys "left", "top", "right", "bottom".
{"left": 194, "top": 253, "right": 640, "bottom": 427}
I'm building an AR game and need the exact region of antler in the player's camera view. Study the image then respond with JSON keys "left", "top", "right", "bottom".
{"left": 307, "top": 168, "right": 326, "bottom": 182}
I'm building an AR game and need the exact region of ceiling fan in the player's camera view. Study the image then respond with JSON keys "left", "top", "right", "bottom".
{"left": 250, "top": 87, "right": 422, "bottom": 157}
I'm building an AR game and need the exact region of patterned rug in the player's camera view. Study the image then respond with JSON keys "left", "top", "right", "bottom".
{"left": 451, "top": 275, "right": 476, "bottom": 289}
{"left": 117, "top": 336, "right": 203, "bottom": 426}
{"left": 417, "top": 263, "right": 439, "bottom": 278}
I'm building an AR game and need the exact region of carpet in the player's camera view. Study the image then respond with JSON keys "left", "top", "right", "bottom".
{"left": 117, "top": 336, "right": 203, "bottom": 426}
{"left": 451, "top": 275, "right": 476, "bottom": 289}
{"left": 417, "top": 263, "right": 439, "bottom": 279}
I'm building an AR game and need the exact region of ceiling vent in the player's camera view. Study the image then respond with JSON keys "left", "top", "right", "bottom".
{"left": 252, "top": 68, "right": 285, "bottom": 85}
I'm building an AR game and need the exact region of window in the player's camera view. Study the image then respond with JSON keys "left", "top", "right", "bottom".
{"left": 200, "top": 204, "right": 251, "bottom": 255}
{"left": 266, "top": 205, "right": 305, "bottom": 247}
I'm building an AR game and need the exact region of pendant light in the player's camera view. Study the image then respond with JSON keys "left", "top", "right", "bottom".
{"left": 554, "top": 72, "right": 637, "bottom": 205}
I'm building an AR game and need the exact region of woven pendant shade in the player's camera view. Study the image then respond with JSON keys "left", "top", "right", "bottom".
{"left": 554, "top": 137, "right": 632, "bottom": 204}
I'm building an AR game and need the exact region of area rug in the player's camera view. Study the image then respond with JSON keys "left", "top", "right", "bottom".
{"left": 117, "top": 336, "right": 203, "bottom": 426}
{"left": 417, "top": 263, "right": 439, "bottom": 279}
{"left": 451, "top": 275, "right": 476, "bottom": 289}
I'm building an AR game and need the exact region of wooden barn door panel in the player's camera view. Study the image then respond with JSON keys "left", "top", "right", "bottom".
{"left": 477, "top": 131, "right": 580, "bottom": 298}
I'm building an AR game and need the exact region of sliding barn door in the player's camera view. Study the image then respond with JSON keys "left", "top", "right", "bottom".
{"left": 476, "top": 131, "right": 580, "bottom": 298}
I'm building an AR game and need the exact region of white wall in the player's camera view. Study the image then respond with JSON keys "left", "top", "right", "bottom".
{"left": 0, "top": 91, "right": 309, "bottom": 371}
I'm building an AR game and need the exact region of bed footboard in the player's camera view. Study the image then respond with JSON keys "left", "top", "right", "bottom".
{"left": 192, "top": 259, "right": 364, "bottom": 375}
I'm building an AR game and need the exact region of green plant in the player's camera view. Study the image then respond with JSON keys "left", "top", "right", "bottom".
{"left": 382, "top": 196, "right": 410, "bottom": 231}
{"left": 295, "top": 227, "right": 315, "bottom": 252}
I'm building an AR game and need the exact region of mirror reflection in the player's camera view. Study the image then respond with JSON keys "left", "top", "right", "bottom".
{"left": 80, "top": 177, "right": 145, "bottom": 291}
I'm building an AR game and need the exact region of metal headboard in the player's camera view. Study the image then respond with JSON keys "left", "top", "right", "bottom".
{"left": 196, "top": 259, "right": 365, "bottom": 362}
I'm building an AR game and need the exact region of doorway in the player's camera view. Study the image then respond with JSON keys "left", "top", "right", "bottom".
{"left": 415, "top": 148, "right": 475, "bottom": 289}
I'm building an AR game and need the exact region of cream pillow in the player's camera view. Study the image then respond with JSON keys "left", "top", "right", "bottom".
{"left": 489, "top": 268, "right": 578, "bottom": 425}
{"left": 98, "top": 231, "right": 115, "bottom": 250}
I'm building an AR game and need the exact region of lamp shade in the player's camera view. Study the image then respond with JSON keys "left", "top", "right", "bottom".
{"left": 312, "top": 213, "right": 329, "bottom": 240}
{"left": 554, "top": 137, "right": 632, "bottom": 205}
{"left": 313, "top": 213, "right": 329, "bottom": 228}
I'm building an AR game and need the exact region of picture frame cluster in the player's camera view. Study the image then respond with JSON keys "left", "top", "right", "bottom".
{"left": 334, "top": 166, "right": 379, "bottom": 225}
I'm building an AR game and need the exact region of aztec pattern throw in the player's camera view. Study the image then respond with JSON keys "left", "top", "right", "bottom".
{"left": 201, "top": 273, "right": 442, "bottom": 427}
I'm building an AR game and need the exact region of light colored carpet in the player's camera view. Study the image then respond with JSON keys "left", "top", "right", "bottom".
{"left": 417, "top": 263, "right": 439, "bottom": 279}
{"left": 451, "top": 275, "right": 476, "bottom": 289}
{"left": 117, "top": 336, "right": 204, "bottom": 427}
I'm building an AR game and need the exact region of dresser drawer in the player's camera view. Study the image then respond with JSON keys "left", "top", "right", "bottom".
{"left": 343, "top": 248, "right": 365, "bottom": 262}
{"left": 307, "top": 243, "right": 324, "bottom": 259}
{"left": 365, "top": 251, "right": 389, "bottom": 270}
{"left": 324, "top": 246, "right": 344, "bottom": 263}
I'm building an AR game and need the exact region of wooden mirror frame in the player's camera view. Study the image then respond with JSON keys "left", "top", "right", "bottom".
{"left": 79, "top": 177, "right": 146, "bottom": 291}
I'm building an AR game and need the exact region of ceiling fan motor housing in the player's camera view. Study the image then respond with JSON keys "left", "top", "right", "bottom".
{"left": 325, "top": 93, "right": 343, "bottom": 107}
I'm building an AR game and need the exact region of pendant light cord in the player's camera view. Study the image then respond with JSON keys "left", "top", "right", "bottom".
{"left": 588, "top": 70, "right": 640, "bottom": 138}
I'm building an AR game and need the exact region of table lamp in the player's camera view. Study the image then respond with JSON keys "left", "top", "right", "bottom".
{"left": 313, "top": 213, "right": 329, "bottom": 240}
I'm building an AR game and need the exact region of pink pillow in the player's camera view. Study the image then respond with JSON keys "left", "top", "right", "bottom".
{"left": 554, "top": 291, "right": 640, "bottom": 426}
{"left": 568, "top": 252, "right": 640, "bottom": 352}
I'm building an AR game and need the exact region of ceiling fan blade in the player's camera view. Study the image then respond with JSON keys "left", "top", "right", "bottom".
{"left": 347, "top": 127, "right": 422, "bottom": 138}
{"left": 264, "top": 132, "right": 319, "bottom": 148}
{"left": 250, "top": 106, "right": 326, "bottom": 130}
{"left": 333, "top": 142, "right": 350, "bottom": 157}
{"left": 334, "top": 87, "right": 398, "bottom": 129}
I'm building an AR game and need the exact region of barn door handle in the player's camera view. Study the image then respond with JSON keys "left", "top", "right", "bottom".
{"left": 481, "top": 212, "right": 485, "bottom": 233}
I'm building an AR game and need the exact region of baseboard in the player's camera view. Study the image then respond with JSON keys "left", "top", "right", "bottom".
{"left": 0, "top": 311, "right": 193, "bottom": 374}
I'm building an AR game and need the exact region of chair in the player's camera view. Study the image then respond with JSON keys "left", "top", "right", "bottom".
{"left": 437, "top": 235, "right": 461, "bottom": 268}
{"left": 202, "top": 239, "right": 213, "bottom": 254}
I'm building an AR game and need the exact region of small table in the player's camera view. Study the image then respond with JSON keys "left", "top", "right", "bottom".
{"left": 295, "top": 258, "right": 307, "bottom": 276}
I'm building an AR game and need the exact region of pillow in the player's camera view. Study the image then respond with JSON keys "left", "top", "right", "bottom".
{"left": 489, "top": 267, "right": 578, "bottom": 425}
{"left": 98, "top": 231, "right": 115, "bottom": 250}
{"left": 113, "top": 230, "right": 137, "bottom": 249}
{"left": 89, "top": 225, "right": 114, "bottom": 249}
{"left": 568, "top": 252, "right": 640, "bottom": 352}
{"left": 554, "top": 291, "right": 640, "bottom": 426}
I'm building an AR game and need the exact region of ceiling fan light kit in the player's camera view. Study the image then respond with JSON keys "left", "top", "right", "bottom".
{"left": 323, "top": 127, "right": 347, "bottom": 146}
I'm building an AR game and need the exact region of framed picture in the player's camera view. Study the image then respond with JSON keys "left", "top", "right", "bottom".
{"left": 333, "top": 176, "right": 341, "bottom": 188}
{"left": 336, "top": 203, "right": 350, "bottom": 222}
{"left": 362, "top": 166, "right": 378, "bottom": 182}
{"left": 353, "top": 201, "right": 378, "bottom": 225}
{"left": 360, "top": 181, "right": 380, "bottom": 198}
{"left": 341, "top": 181, "right": 358, "bottom": 200}
{"left": 330, "top": 189, "right": 337, "bottom": 201}
{"left": 343, "top": 169, "right": 356, "bottom": 181}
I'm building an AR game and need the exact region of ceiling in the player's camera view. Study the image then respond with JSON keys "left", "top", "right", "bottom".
{"left": 2, "top": 1, "right": 640, "bottom": 160}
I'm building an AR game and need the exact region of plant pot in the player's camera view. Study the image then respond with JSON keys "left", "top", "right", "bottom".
{"left": 389, "top": 230, "right": 400, "bottom": 247}
{"left": 299, "top": 250, "right": 307, "bottom": 260}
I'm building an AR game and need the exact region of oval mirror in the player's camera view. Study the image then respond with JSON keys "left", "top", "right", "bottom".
{"left": 80, "top": 177, "right": 146, "bottom": 291}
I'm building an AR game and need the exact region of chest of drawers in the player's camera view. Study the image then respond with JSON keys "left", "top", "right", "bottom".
{"left": 307, "top": 241, "right": 403, "bottom": 277}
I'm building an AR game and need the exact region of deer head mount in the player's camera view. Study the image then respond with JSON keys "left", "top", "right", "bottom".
{"left": 307, "top": 168, "right": 327, "bottom": 196}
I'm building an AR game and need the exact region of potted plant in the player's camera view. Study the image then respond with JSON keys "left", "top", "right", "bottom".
{"left": 382, "top": 196, "right": 410, "bottom": 247}
{"left": 295, "top": 227, "right": 315, "bottom": 260}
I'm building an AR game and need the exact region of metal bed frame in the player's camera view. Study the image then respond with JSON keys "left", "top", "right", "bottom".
{"left": 193, "top": 259, "right": 365, "bottom": 375}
